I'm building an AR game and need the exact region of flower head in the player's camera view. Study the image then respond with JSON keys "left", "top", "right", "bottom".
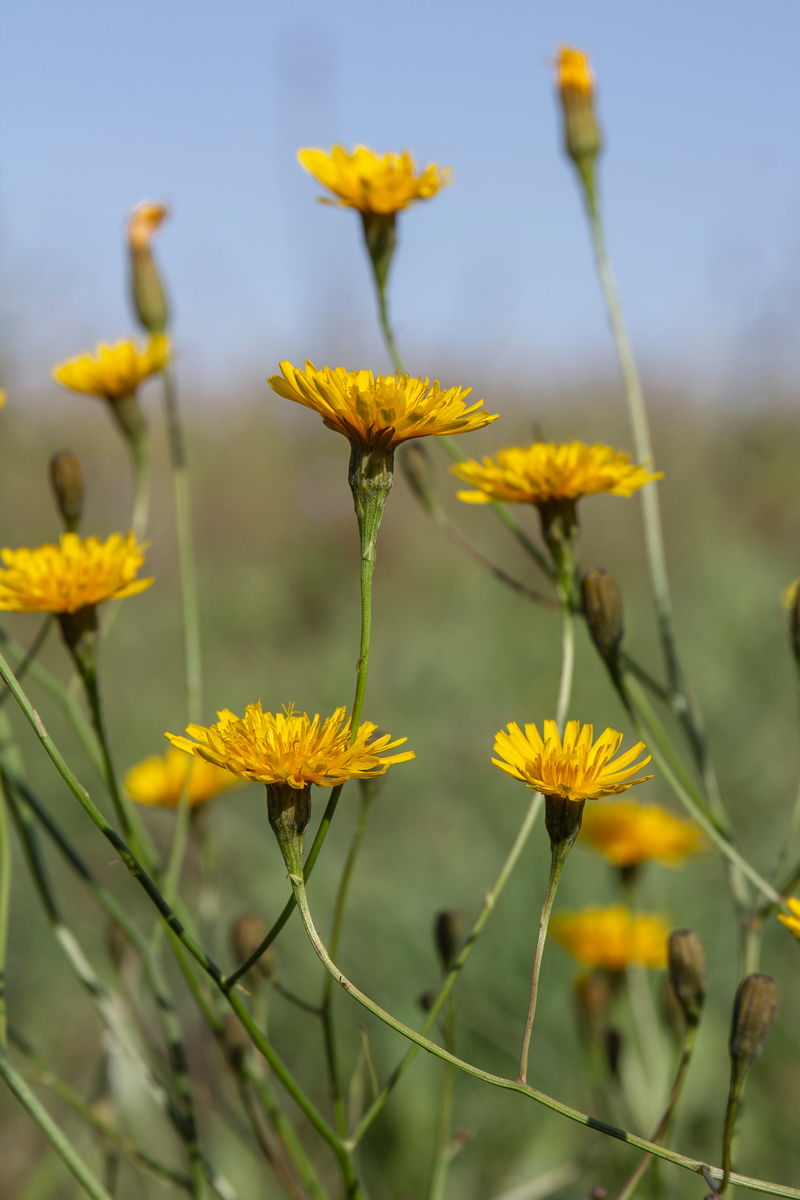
{"left": 551, "top": 905, "right": 670, "bottom": 971}
{"left": 493, "top": 720, "right": 652, "bottom": 801}
{"left": 268, "top": 361, "right": 497, "bottom": 450}
{"left": 778, "top": 896, "right": 800, "bottom": 940}
{"left": 452, "top": 442, "right": 662, "bottom": 507}
{"left": 579, "top": 802, "right": 704, "bottom": 868}
{"left": 126, "top": 749, "right": 240, "bottom": 810}
{"left": 298, "top": 145, "right": 451, "bottom": 214}
{"left": 52, "top": 336, "right": 169, "bottom": 401}
{"left": 557, "top": 46, "right": 594, "bottom": 98}
{"left": 166, "top": 703, "right": 414, "bottom": 790}
{"left": 127, "top": 202, "right": 169, "bottom": 251}
{"left": 0, "top": 533, "right": 152, "bottom": 614}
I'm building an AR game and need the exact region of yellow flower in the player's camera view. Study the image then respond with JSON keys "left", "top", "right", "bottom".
{"left": 492, "top": 719, "right": 652, "bottom": 800}
{"left": 126, "top": 748, "right": 239, "bottom": 809}
{"left": 166, "top": 703, "right": 414, "bottom": 790}
{"left": 579, "top": 801, "right": 704, "bottom": 867}
{"left": 452, "top": 442, "right": 662, "bottom": 507}
{"left": 298, "top": 145, "right": 451, "bottom": 214}
{"left": 0, "top": 390, "right": 5, "bottom": 410}
{"left": 557, "top": 46, "right": 594, "bottom": 97}
{"left": 127, "top": 201, "right": 169, "bottom": 251}
{"left": 0, "top": 533, "right": 152, "bottom": 614}
{"left": 781, "top": 579, "right": 799, "bottom": 609}
{"left": 778, "top": 896, "right": 800, "bottom": 939}
{"left": 268, "top": 361, "right": 498, "bottom": 450}
{"left": 551, "top": 906, "right": 669, "bottom": 971}
{"left": 52, "top": 336, "right": 169, "bottom": 401}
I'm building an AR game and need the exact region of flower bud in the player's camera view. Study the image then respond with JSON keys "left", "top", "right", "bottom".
{"left": 222, "top": 1013, "right": 251, "bottom": 1064}
{"left": 583, "top": 569, "right": 624, "bottom": 666}
{"left": 668, "top": 929, "right": 706, "bottom": 1028}
{"left": 230, "top": 912, "right": 277, "bottom": 979}
{"left": 49, "top": 450, "right": 84, "bottom": 533}
{"left": 574, "top": 972, "right": 611, "bottom": 1044}
{"left": 127, "top": 201, "right": 170, "bottom": 334}
{"left": 434, "top": 909, "right": 465, "bottom": 972}
{"left": 730, "top": 973, "right": 778, "bottom": 1073}
{"left": 556, "top": 46, "right": 602, "bottom": 194}
{"left": 400, "top": 442, "right": 437, "bottom": 516}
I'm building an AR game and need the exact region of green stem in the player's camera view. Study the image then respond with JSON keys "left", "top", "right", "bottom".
{"left": 131, "top": 432, "right": 150, "bottom": 543}
{"left": 427, "top": 996, "right": 456, "bottom": 1200}
{"left": 0, "top": 777, "right": 10, "bottom": 1047}
{"left": 517, "top": 842, "right": 569, "bottom": 1085}
{"left": 289, "top": 874, "right": 800, "bottom": 1198}
{"left": 0, "top": 1051, "right": 115, "bottom": 1200}
{"left": 162, "top": 362, "right": 203, "bottom": 726}
{"left": 246, "top": 1066, "right": 331, "bottom": 1200}
{"left": 375, "top": 272, "right": 405, "bottom": 375}
{"left": 719, "top": 1067, "right": 747, "bottom": 1195}
{"left": 615, "top": 1025, "right": 698, "bottom": 1200}
{"left": 0, "top": 618, "right": 52, "bottom": 711}
{"left": 555, "top": 601, "right": 575, "bottom": 735}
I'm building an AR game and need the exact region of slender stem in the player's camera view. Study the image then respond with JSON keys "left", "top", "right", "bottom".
{"left": 375, "top": 272, "right": 405, "bottom": 375}
{"left": 432, "top": 509, "right": 559, "bottom": 608}
{"left": 131, "top": 434, "right": 150, "bottom": 543}
{"left": 615, "top": 1025, "right": 698, "bottom": 1200}
{"left": 351, "top": 539, "right": 375, "bottom": 736}
{"left": 719, "top": 1068, "right": 747, "bottom": 1195}
{"left": 555, "top": 601, "right": 575, "bottom": 735}
{"left": 427, "top": 996, "right": 456, "bottom": 1200}
{"left": 245, "top": 1065, "right": 331, "bottom": 1200}
{"left": 0, "top": 1051, "right": 115, "bottom": 1200}
{"left": 0, "top": 777, "right": 10, "bottom": 1047}
{"left": 518, "top": 843, "right": 569, "bottom": 1085}
{"left": 289, "top": 874, "right": 800, "bottom": 1199}
{"left": 162, "top": 362, "right": 203, "bottom": 726}
{"left": 0, "top": 617, "right": 52, "bottom": 711}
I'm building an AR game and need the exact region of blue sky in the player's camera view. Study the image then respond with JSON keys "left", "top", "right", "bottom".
{"left": 2, "top": 0, "right": 800, "bottom": 393}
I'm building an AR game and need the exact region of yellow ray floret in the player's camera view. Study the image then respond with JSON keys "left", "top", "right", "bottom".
{"left": 268, "top": 361, "right": 498, "bottom": 450}
{"left": 551, "top": 905, "right": 669, "bottom": 971}
{"left": 452, "top": 442, "right": 662, "bottom": 506}
{"left": 0, "top": 533, "right": 152, "bottom": 614}
{"left": 166, "top": 703, "right": 414, "bottom": 790}
{"left": 492, "top": 719, "right": 652, "bottom": 801}
{"left": 127, "top": 201, "right": 169, "bottom": 250}
{"left": 298, "top": 145, "right": 451, "bottom": 214}
{"left": 557, "top": 46, "right": 594, "bottom": 97}
{"left": 579, "top": 801, "right": 704, "bottom": 867}
{"left": 778, "top": 896, "right": 800, "bottom": 940}
{"left": 52, "top": 336, "right": 169, "bottom": 400}
{"left": 126, "top": 748, "right": 240, "bottom": 810}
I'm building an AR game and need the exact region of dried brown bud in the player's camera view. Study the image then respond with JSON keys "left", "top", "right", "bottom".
{"left": 400, "top": 442, "right": 437, "bottom": 515}
{"left": 50, "top": 450, "right": 84, "bottom": 532}
{"left": 730, "top": 973, "right": 778, "bottom": 1073}
{"left": 222, "top": 1013, "right": 251, "bottom": 1063}
{"left": 230, "top": 913, "right": 277, "bottom": 979}
{"left": 434, "top": 909, "right": 465, "bottom": 972}
{"left": 583, "top": 569, "right": 624, "bottom": 665}
{"left": 418, "top": 989, "right": 437, "bottom": 1013}
{"left": 668, "top": 930, "right": 706, "bottom": 1028}
{"left": 574, "top": 972, "right": 611, "bottom": 1044}
{"left": 590, "top": 1189, "right": 608, "bottom": 1200}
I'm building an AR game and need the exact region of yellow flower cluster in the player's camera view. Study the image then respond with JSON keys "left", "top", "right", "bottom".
{"left": 492, "top": 720, "right": 652, "bottom": 801}
{"left": 551, "top": 905, "right": 670, "bottom": 971}
{"left": 166, "top": 703, "right": 414, "bottom": 790}
{"left": 579, "top": 801, "right": 704, "bottom": 867}
{"left": 126, "top": 749, "right": 239, "bottom": 809}
{"left": 53, "top": 336, "right": 169, "bottom": 401}
{"left": 0, "top": 533, "right": 152, "bottom": 614}
{"left": 298, "top": 145, "right": 451, "bottom": 214}
{"left": 452, "top": 442, "right": 662, "bottom": 507}
{"left": 268, "top": 361, "right": 497, "bottom": 450}
{"left": 778, "top": 897, "right": 800, "bottom": 940}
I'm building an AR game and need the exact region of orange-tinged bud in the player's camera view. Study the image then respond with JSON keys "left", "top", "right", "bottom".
{"left": 127, "top": 201, "right": 169, "bottom": 252}
{"left": 127, "top": 201, "right": 170, "bottom": 334}
{"left": 558, "top": 46, "right": 594, "bottom": 97}
{"left": 555, "top": 44, "right": 602, "bottom": 202}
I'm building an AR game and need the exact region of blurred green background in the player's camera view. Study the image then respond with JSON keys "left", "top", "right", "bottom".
{"left": 1, "top": 376, "right": 800, "bottom": 1199}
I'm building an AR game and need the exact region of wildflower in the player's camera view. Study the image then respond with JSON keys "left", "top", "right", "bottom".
{"left": 49, "top": 451, "right": 84, "bottom": 533}
{"left": 778, "top": 895, "right": 800, "bottom": 939}
{"left": 167, "top": 704, "right": 414, "bottom": 874}
{"left": 53, "top": 337, "right": 169, "bottom": 402}
{"left": 0, "top": 533, "right": 152, "bottom": 615}
{"left": 550, "top": 906, "right": 670, "bottom": 971}
{"left": 269, "top": 362, "right": 496, "bottom": 452}
{"left": 492, "top": 720, "right": 652, "bottom": 802}
{"left": 557, "top": 46, "right": 594, "bottom": 98}
{"left": 579, "top": 801, "right": 703, "bottom": 868}
{"left": 669, "top": 930, "right": 706, "bottom": 1027}
{"left": 555, "top": 46, "right": 602, "bottom": 204}
{"left": 452, "top": 442, "right": 660, "bottom": 508}
{"left": 127, "top": 201, "right": 170, "bottom": 334}
{"left": 298, "top": 146, "right": 450, "bottom": 214}
{"left": 582, "top": 569, "right": 624, "bottom": 668}
{"left": 125, "top": 748, "right": 239, "bottom": 809}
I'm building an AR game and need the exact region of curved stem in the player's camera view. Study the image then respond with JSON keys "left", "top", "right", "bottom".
{"left": 0, "top": 618, "right": 52, "bottom": 711}
{"left": 289, "top": 873, "right": 799, "bottom": 1198}
{"left": 0, "top": 778, "right": 10, "bottom": 1047}
{"left": 427, "top": 996, "right": 456, "bottom": 1200}
{"left": 375, "top": 273, "right": 405, "bottom": 375}
{"left": 517, "top": 842, "right": 569, "bottom": 1085}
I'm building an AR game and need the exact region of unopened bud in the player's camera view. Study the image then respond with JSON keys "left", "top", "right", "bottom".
{"left": 668, "top": 930, "right": 706, "bottom": 1028}
{"left": 222, "top": 1013, "right": 251, "bottom": 1063}
{"left": 90, "top": 1096, "right": 118, "bottom": 1129}
{"left": 556, "top": 46, "right": 602, "bottom": 202}
{"left": 730, "top": 973, "right": 778, "bottom": 1073}
{"left": 418, "top": 988, "right": 437, "bottom": 1013}
{"left": 230, "top": 913, "right": 277, "bottom": 979}
{"left": 50, "top": 450, "right": 84, "bottom": 532}
{"left": 583, "top": 569, "right": 623, "bottom": 666}
{"left": 434, "top": 909, "right": 465, "bottom": 972}
{"left": 574, "top": 972, "right": 611, "bottom": 1044}
{"left": 401, "top": 443, "right": 437, "bottom": 516}
{"left": 590, "top": 1189, "right": 608, "bottom": 1200}
{"left": 127, "top": 201, "right": 170, "bottom": 334}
